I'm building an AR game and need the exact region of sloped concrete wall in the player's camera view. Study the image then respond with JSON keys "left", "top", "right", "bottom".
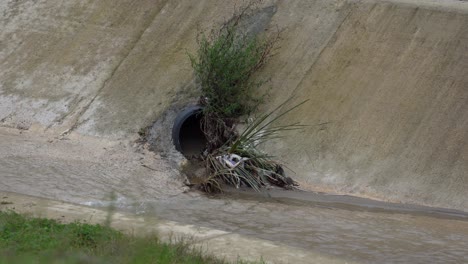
{"left": 0, "top": 0, "right": 169, "bottom": 131}
{"left": 265, "top": 1, "right": 468, "bottom": 211}
{"left": 1, "top": 0, "right": 467, "bottom": 210}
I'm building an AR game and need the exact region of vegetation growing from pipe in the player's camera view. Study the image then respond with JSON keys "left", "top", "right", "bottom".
{"left": 187, "top": 1, "right": 306, "bottom": 193}
{"left": 189, "top": 3, "right": 278, "bottom": 119}
{"left": 188, "top": 1, "right": 280, "bottom": 151}
{"left": 0, "top": 211, "right": 259, "bottom": 264}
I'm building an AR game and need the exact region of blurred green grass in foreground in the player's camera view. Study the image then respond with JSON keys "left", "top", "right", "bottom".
{"left": 0, "top": 211, "right": 258, "bottom": 264}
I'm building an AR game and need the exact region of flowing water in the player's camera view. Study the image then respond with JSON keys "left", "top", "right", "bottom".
{"left": 1, "top": 128, "right": 467, "bottom": 263}
{"left": 83, "top": 189, "right": 468, "bottom": 264}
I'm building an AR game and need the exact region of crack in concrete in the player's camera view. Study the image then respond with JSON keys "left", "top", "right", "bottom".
{"left": 49, "top": 95, "right": 85, "bottom": 128}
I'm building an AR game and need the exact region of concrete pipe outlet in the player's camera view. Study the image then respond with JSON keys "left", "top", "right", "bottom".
{"left": 172, "top": 106, "right": 207, "bottom": 158}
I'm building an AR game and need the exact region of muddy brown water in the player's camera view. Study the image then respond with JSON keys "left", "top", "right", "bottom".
{"left": 83, "top": 189, "right": 468, "bottom": 264}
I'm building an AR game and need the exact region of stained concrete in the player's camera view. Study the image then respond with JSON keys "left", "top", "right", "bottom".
{"left": 0, "top": 0, "right": 169, "bottom": 132}
{"left": 0, "top": 127, "right": 187, "bottom": 203}
{"left": 0, "top": 0, "right": 467, "bottom": 211}
{"left": 264, "top": 0, "right": 468, "bottom": 210}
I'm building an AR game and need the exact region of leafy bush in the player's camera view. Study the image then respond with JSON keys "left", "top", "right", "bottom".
{"left": 188, "top": 2, "right": 280, "bottom": 119}
{"left": 189, "top": 24, "right": 276, "bottom": 118}
{"left": 188, "top": 2, "right": 280, "bottom": 151}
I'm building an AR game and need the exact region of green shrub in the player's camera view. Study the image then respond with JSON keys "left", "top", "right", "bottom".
{"left": 188, "top": 3, "right": 280, "bottom": 152}
{"left": 188, "top": 5, "right": 278, "bottom": 119}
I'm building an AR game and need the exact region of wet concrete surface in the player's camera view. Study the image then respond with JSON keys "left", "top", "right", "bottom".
{"left": 224, "top": 188, "right": 468, "bottom": 220}
{"left": 93, "top": 192, "right": 468, "bottom": 264}
{"left": 0, "top": 191, "right": 353, "bottom": 264}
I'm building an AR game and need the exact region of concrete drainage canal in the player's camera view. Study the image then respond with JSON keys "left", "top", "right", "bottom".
{"left": 137, "top": 104, "right": 468, "bottom": 264}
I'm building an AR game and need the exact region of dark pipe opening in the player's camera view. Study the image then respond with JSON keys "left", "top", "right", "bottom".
{"left": 172, "top": 106, "right": 207, "bottom": 158}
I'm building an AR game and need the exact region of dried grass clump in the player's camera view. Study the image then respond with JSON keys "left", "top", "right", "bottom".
{"left": 200, "top": 100, "right": 307, "bottom": 193}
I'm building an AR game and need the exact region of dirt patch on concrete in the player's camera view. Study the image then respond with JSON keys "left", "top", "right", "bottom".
{"left": 0, "top": 126, "right": 188, "bottom": 205}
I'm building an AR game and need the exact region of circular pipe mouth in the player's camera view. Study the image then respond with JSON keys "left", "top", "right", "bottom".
{"left": 172, "top": 106, "right": 207, "bottom": 158}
